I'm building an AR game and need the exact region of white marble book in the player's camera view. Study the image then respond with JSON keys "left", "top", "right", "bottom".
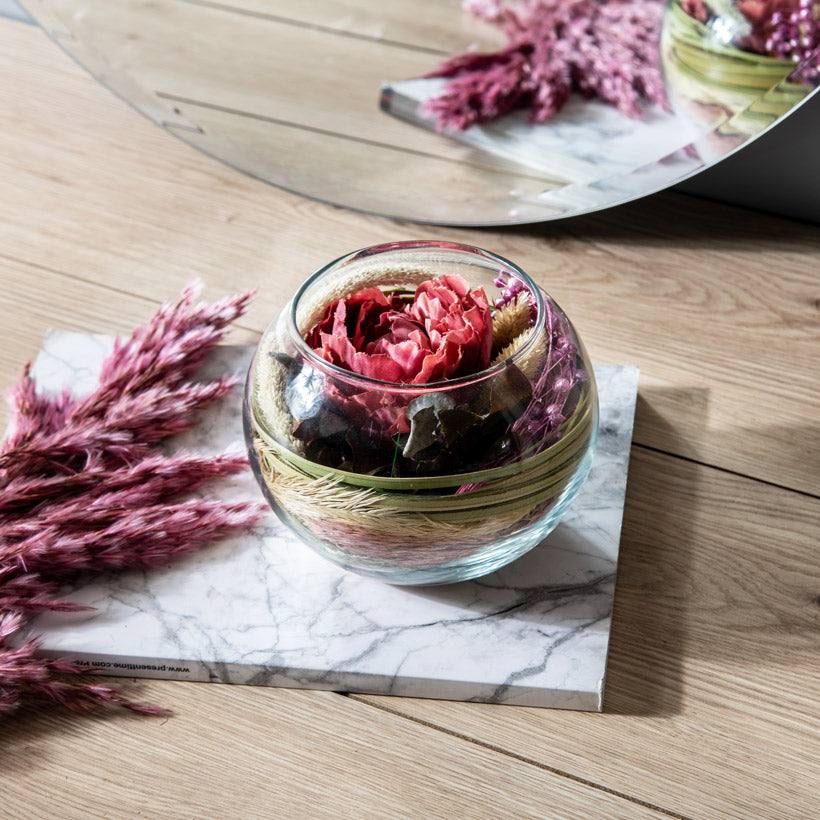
{"left": 27, "top": 331, "right": 638, "bottom": 711}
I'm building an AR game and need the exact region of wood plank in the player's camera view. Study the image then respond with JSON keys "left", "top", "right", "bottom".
{"left": 177, "top": 0, "right": 506, "bottom": 55}
{"left": 2, "top": 249, "right": 816, "bottom": 817}
{"left": 0, "top": 255, "right": 666, "bottom": 820}
{"left": 21, "top": 0, "right": 525, "bottom": 171}
{"left": 0, "top": 682, "right": 666, "bottom": 819}
{"left": 0, "top": 258, "right": 260, "bottom": 425}
{"left": 357, "top": 447, "right": 820, "bottom": 818}
{"left": 1, "top": 20, "right": 817, "bottom": 493}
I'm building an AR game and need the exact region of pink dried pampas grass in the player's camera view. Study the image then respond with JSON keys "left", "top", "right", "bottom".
{"left": 0, "top": 284, "right": 265, "bottom": 717}
{"left": 1, "top": 613, "right": 168, "bottom": 717}
{"left": 423, "top": 0, "right": 667, "bottom": 130}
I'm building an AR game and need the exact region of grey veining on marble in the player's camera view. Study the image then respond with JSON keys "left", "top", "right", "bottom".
{"left": 0, "top": 0, "right": 30, "bottom": 23}
{"left": 27, "top": 331, "right": 638, "bottom": 711}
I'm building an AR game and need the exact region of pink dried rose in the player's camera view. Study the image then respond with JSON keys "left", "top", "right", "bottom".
{"left": 307, "top": 274, "right": 492, "bottom": 384}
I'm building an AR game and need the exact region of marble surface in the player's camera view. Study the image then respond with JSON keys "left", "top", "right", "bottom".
{"left": 382, "top": 77, "right": 707, "bottom": 217}
{"left": 0, "top": 0, "right": 29, "bottom": 23}
{"left": 28, "top": 331, "right": 638, "bottom": 710}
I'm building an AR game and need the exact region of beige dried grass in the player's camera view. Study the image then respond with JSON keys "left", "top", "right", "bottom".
{"left": 491, "top": 325, "right": 547, "bottom": 380}
{"left": 491, "top": 293, "right": 533, "bottom": 353}
{"left": 252, "top": 346, "right": 303, "bottom": 454}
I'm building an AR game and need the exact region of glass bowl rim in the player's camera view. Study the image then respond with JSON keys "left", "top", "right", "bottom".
{"left": 286, "top": 239, "right": 547, "bottom": 393}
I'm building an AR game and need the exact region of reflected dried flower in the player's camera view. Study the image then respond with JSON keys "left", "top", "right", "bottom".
{"left": 424, "top": 0, "right": 668, "bottom": 130}
{"left": 739, "top": 0, "right": 818, "bottom": 81}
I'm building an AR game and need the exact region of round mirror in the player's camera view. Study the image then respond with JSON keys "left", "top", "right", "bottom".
{"left": 21, "top": 0, "right": 819, "bottom": 225}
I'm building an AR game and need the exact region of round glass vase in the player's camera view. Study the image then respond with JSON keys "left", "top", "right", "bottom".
{"left": 244, "top": 241, "right": 598, "bottom": 585}
{"left": 662, "top": 0, "right": 813, "bottom": 161}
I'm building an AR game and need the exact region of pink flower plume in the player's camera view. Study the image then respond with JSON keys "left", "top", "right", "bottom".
{"left": 423, "top": 0, "right": 668, "bottom": 130}
{"left": 0, "top": 614, "right": 169, "bottom": 717}
{"left": 0, "top": 285, "right": 264, "bottom": 717}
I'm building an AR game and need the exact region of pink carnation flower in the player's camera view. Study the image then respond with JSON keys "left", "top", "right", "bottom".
{"left": 307, "top": 275, "right": 492, "bottom": 384}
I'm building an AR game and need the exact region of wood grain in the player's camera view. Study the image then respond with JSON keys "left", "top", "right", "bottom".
{"left": 178, "top": 0, "right": 505, "bottom": 54}
{"left": 0, "top": 19, "right": 817, "bottom": 493}
{"left": 1, "top": 683, "right": 667, "bottom": 819}
{"left": 1, "top": 255, "right": 817, "bottom": 818}
{"left": 0, "top": 255, "right": 669, "bottom": 820}
{"left": 358, "top": 447, "right": 820, "bottom": 818}
{"left": 1, "top": 12, "right": 819, "bottom": 820}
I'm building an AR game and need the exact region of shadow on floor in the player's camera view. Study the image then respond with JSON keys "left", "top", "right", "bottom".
{"left": 602, "top": 386, "right": 708, "bottom": 716}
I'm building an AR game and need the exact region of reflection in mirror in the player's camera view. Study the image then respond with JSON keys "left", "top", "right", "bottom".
{"left": 21, "top": 0, "right": 819, "bottom": 225}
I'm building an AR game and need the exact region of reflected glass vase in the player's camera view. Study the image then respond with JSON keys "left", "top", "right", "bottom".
{"left": 244, "top": 241, "right": 597, "bottom": 585}
{"left": 662, "top": 0, "right": 817, "bottom": 160}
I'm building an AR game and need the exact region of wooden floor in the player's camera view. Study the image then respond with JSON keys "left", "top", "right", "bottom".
{"left": 0, "top": 13, "right": 818, "bottom": 820}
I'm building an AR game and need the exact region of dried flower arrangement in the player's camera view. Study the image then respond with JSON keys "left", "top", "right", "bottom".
{"left": 0, "top": 285, "right": 264, "bottom": 716}
{"left": 422, "top": 0, "right": 668, "bottom": 131}
{"left": 664, "top": 0, "right": 817, "bottom": 141}
{"left": 247, "top": 243, "right": 597, "bottom": 584}
{"left": 682, "top": 0, "right": 818, "bottom": 80}
{"left": 421, "top": 0, "right": 816, "bottom": 133}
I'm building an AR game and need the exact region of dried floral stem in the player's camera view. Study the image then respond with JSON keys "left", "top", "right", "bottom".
{"left": 0, "top": 499, "right": 260, "bottom": 576}
{"left": 0, "top": 614, "right": 169, "bottom": 717}
{"left": 1, "top": 284, "right": 264, "bottom": 718}
{"left": 0, "top": 453, "right": 245, "bottom": 517}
